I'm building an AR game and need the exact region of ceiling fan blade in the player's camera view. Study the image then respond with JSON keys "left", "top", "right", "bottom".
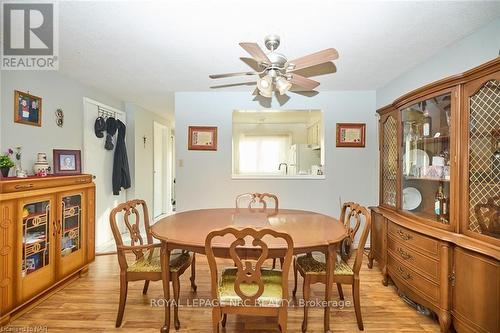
{"left": 240, "top": 57, "right": 262, "bottom": 71}
{"left": 209, "top": 71, "right": 259, "bottom": 79}
{"left": 287, "top": 48, "right": 339, "bottom": 71}
{"left": 210, "top": 81, "right": 257, "bottom": 89}
{"left": 292, "top": 62, "right": 337, "bottom": 78}
{"left": 239, "top": 42, "right": 271, "bottom": 64}
{"left": 289, "top": 74, "right": 320, "bottom": 90}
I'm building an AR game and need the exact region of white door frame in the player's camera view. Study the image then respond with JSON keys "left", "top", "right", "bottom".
{"left": 153, "top": 121, "right": 171, "bottom": 218}
{"left": 82, "top": 97, "right": 127, "bottom": 251}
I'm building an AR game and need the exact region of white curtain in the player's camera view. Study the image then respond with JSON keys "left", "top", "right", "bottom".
{"left": 237, "top": 134, "right": 291, "bottom": 174}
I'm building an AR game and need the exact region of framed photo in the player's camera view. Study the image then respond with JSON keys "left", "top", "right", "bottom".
{"left": 188, "top": 126, "right": 217, "bottom": 151}
{"left": 53, "top": 150, "right": 82, "bottom": 175}
{"left": 336, "top": 123, "right": 366, "bottom": 148}
{"left": 14, "top": 90, "right": 42, "bottom": 127}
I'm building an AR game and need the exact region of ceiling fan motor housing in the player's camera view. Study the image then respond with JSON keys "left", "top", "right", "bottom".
{"left": 264, "top": 34, "right": 280, "bottom": 51}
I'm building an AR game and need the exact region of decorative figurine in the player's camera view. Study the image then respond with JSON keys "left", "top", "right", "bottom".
{"left": 33, "top": 152, "right": 50, "bottom": 176}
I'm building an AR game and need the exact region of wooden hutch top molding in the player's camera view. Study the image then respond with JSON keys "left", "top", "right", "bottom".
{"left": 377, "top": 57, "right": 500, "bottom": 115}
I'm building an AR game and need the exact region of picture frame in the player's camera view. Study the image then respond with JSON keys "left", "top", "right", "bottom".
{"left": 188, "top": 126, "right": 218, "bottom": 151}
{"left": 14, "top": 90, "right": 42, "bottom": 127}
{"left": 53, "top": 150, "right": 82, "bottom": 175}
{"left": 336, "top": 123, "right": 366, "bottom": 148}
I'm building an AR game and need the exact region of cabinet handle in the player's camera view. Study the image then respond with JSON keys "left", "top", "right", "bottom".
{"left": 397, "top": 266, "right": 412, "bottom": 280}
{"left": 15, "top": 184, "right": 34, "bottom": 189}
{"left": 397, "top": 229, "right": 413, "bottom": 241}
{"left": 57, "top": 219, "right": 62, "bottom": 235}
{"left": 397, "top": 247, "right": 413, "bottom": 260}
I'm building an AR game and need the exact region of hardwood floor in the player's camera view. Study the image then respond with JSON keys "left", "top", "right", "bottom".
{"left": 6, "top": 253, "right": 441, "bottom": 332}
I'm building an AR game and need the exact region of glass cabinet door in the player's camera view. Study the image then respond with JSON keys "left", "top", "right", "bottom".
{"left": 61, "top": 194, "right": 82, "bottom": 257}
{"left": 20, "top": 196, "right": 56, "bottom": 301}
{"left": 467, "top": 78, "right": 500, "bottom": 241}
{"left": 22, "top": 200, "right": 51, "bottom": 277}
{"left": 400, "top": 92, "right": 452, "bottom": 225}
{"left": 381, "top": 114, "right": 398, "bottom": 207}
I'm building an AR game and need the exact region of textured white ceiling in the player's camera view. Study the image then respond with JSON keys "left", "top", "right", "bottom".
{"left": 58, "top": 0, "right": 500, "bottom": 115}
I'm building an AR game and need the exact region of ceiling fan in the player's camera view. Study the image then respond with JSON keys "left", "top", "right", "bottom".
{"left": 209, "top": 35, "right": 338, "bottom": 98}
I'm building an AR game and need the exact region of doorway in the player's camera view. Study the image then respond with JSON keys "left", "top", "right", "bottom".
{"left": 153, "top": 121, "right": 171, "bottom": 219}
{"left": 82, "top": 98, "right": 127, "bottom": 252}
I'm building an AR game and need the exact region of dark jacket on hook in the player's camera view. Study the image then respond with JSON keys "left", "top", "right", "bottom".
{"left": 113, "top": 120, "right": 131, "bottom": 195}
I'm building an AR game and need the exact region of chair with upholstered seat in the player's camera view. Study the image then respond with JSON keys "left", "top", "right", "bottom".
{"left": 235, "top": 193, "right": 282, "bottom": 268}
{"left": 205, "top": 227, "right": 293, "bottom": 333}
{"left": 292, "top": 202, "right": 371, "bottom": 332}
{"left": 110, "top": 199, "right": 197, "bottom": 329}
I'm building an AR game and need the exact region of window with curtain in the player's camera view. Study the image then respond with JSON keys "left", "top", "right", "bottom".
{"left": 236, "top": 134, "right": 291, "bottom": 174}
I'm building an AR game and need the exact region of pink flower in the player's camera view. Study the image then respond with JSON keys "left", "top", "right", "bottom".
{"left": 7, "top": 149, "right": 13, "bottom": 155}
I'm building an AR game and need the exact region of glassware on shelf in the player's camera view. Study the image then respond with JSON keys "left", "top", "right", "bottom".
{"left": 400, "top": 92, "right": 452, "bottom": 224}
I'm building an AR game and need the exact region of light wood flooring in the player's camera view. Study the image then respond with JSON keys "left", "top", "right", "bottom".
{"left": 6, "top": 253, "right": 441, "bottom": 332}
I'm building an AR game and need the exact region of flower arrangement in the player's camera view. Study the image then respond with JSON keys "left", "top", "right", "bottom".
{"left": 0, "top": 149, "right": 15, "bottom": 169}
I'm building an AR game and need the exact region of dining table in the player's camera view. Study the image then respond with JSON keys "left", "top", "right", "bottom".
{"left": 150, "top": 208, "right": 348, "bottom": 333}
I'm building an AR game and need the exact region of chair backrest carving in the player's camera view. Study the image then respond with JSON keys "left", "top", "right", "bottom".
{"left": 205, "top": 227, "right": 293, "bottom": 305}
{"left": 235, "top": 193, "right": 279, "bottom": 216}
{"left": 340, "top": 201, "right": 362, "bottom": 242}
{"left": 341, "top": 202, "right": 371, "bottom": 275}
{"left": 109, "top": 199, "right": 153, "bottom": 268}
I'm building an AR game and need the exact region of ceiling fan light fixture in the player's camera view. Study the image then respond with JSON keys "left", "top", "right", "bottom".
{"left": 257, "top": 75, "right": 273, "bottom": 97}
{"left": 275, "top": 76, "right": 292, "bottom": 95}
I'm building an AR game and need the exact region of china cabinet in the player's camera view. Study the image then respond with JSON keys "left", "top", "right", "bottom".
{"left": 370, "top": 58, "right": 500, "bottom": 333}
{"left": 0, "top": 175, "right": 95, "bottom": 326}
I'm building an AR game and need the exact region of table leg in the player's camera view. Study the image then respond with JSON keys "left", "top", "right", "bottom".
{"left": 160, "top": 242, "right": 171, "bottom": 333}
{"left": 324, "top": 244, "right": 336, "bottom": 333}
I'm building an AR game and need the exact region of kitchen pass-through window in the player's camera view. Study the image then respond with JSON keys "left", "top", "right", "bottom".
{"left": 232, "top": 109, "right": 324, "bottom": 178}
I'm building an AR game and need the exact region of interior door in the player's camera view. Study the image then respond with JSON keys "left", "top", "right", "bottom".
{"left": 153, "top": 121, "right": 167, "bottom": 218}
{"left": 82, "top": 98, "right": 127, "bottom": 251}
{"left": 56, "top": 190, "right": 86, "bottom": 278}
{"left": 17, "top": 195, "right": 56, "bottom": 301}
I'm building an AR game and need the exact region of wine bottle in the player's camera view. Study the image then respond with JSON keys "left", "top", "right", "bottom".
{"left": 435, "top": 183, "right": 444, "bottom": 220}
{"left": 441, "top": 186, "right": 449, "bottom": 224}
{"left": 423, "top": 108, "right": 432, "bottom": 137}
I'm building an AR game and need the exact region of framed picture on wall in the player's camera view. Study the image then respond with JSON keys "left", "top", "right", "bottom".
{"left": 14, "top": 90, "right": 42, "bottom": 127}
{"left": 188, "top": 126, "right": 218, "bottom": 151}
{"left": 53, "top": 150, "right": 82, "bottom": 175}
{"left": 336, "top": 123, "right": 366, "bottom": 147}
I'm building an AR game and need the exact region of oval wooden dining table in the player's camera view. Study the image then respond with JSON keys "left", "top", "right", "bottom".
{"left": 150, "top": 208, "right": 348, "bottom": 333}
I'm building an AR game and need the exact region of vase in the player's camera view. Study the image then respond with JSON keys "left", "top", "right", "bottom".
{"left": 1, "top": 167, "right": 10, "bottom": 178}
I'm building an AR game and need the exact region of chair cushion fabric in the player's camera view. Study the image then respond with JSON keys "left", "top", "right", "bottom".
{"left": 127, "top": 247, "right": 191, "bottom": 273}
{"left": 296, "top": 252, "right": 353, "bottom": 276}
{"left": 218, "top": 267, "right": 283, "bottom": 306}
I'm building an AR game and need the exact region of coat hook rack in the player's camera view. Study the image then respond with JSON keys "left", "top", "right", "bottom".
{"left": 98, "top": 106, "right": 117, "bottom": 119}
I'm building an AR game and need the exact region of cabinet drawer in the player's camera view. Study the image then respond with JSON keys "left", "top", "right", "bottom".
{"left": 388, "top": 235, "right": 439, "bottom": 282}
{"left": 0, "top": 175, "right": 92, "bottom": 194}
{"left": 388, "top": 254, "right": 439, "bottom": 304}
{"left": 388, "top": 222, "right": 439, "bottom": 258}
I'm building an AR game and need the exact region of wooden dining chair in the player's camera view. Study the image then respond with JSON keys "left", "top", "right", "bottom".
{"left": 235, "top": 192, "right": 282, "bottom": 268}
{"left": 205, "top": 227, "right": 294, "bottom": 333}
{"left": 292, "top": 202, "right": 371, "bottom": 332}
{"left": 338, "top": 202, "right": 363, "bottom": 261}
{"left": 109, "top": 199, "right": 197, "bottom": 329}
{"left": 235, "top": 192, "right": 279, "bottom": 216}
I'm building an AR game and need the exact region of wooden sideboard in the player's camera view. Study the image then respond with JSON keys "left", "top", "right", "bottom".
{"left": 370, "top": 58, "right": 500, "bottom": 333}
{"left": 0, "top": 174, "right": 95, "bottom": 325}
